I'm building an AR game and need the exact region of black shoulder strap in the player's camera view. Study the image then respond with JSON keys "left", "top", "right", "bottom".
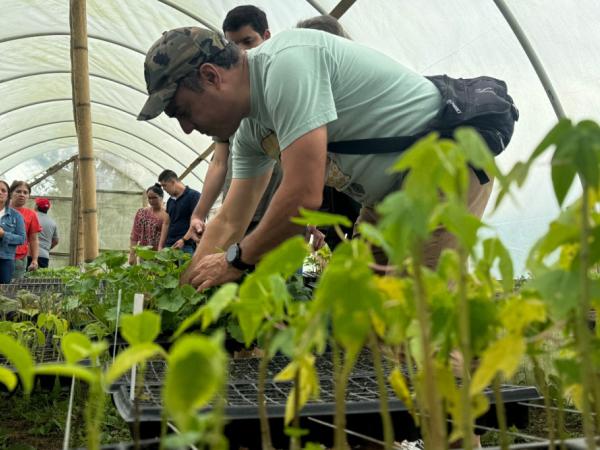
{"left": 327, "top": 135, "right": 422, "bottom": 155}
{"left": 326, "top": 134, "right": 489, "bottom": 185}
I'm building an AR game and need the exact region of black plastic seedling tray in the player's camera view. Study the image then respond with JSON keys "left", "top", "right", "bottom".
{"left": 17, "top": 277, "right": 65, "bottom": 285}
{"left": 112, "top": 350, "right": 541, "bottom": 445}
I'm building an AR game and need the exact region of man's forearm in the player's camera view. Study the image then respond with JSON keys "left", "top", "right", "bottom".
{"left": 195, "top": 213, "right": 246, "bottom": 257}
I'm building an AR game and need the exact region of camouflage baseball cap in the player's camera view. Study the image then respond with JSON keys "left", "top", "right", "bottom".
{"left": 137, "top": 27, "right": 229, "bottom": 121}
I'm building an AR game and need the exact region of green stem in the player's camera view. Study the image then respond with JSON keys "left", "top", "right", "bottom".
{"left": 159, "top": 407, "right": 168, "bottom": 450}
{"left": 85, "top": 378, "right": 102, "bottom": 450}
{"left": 289, "top": 368, "right": 301, "bottom": 450}
{"left": 370, "top": 333, "right": 394, "bottom": 449}
{"left": 133, "top": 364, "right": 145, "bottom": 450}
{"left": 577, "top": 185, "right": 596, "bottom": 448}
{"left": 531, "top": 356, "right": 555, "bottom": 450}
{"left": 492, "top": 375, "right": 509, "bottom": 450}
{"left": 403, "top": 341, "right": 420, "bottom": 427}
{"left": 258, "top": 333, "right": 274, "bottom": 450}
{"left": 210, "top": 389, "right": 228, "bottom": 450}
{"left": 457, "top": 245, "right": 473, "bottom": 450}
{"left": 556, "top": 378, "right": 567, "bottom": 450}
{"left": 413, "top": 253, "right": 446, "bottom": 448}
{"left": 332, "top": 341, "right": 349, "bottom": 450}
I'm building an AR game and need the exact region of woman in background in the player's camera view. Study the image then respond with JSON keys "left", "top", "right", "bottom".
{"left": 0, "top": 180, "right": 26, "bottom": 283}
{"left": 129, "top": 183, "right": 168, "bottom": 265}
{"left": 9, "top": 181, "right": 41, "bottom": 279}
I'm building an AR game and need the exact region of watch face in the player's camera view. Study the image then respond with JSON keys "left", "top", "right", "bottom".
{"left": 226, "top": 244, "right": 239, "bottom": 264}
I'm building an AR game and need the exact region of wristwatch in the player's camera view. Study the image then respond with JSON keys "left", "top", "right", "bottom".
{"left": 225, "top": 243, "right": 255, "bottom": 271}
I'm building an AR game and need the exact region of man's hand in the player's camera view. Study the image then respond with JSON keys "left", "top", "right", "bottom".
{"left": 27, "top": 260, "right": 38, "bottom": 271}
{"left": 171, "top": 239, "right": 185, "bottom": 249}
{"left": 128, "top": 252, "right": 137, "bottom": 266}
{"left": 184, "top": 253, "right": 244, "bottom": 291}
{"left": 307, "top": 226, "right": 326, "bottom": 251}
{"left": 187, "top": 217, "right": 206, "bottom": 242}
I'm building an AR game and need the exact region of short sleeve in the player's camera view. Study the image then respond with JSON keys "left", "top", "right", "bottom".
{"left": 264, "top": 46, "right": 338, "bottom": 151}
{"left": 231, "top": 120, "right": 276, "bottom": 179}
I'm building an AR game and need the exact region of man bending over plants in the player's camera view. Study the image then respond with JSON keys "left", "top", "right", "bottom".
{"left": 137, "top": 22, "right": 512, "bottom": 289}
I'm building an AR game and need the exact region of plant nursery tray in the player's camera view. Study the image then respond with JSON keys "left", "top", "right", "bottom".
{"left": 17, "top": 277, "right": 65, "bottom": 285}
{"left": 112, "top": 350, "right": 542, "bottom": 422}
{"left": 0, "top": 281, "right": 68, "bottom": 298}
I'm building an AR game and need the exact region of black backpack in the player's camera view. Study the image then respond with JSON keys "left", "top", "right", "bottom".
{"left": 327, "top": 75, "right": 519, "bottom": 183}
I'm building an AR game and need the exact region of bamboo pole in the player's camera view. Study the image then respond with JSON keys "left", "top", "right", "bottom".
{"left": 69, "top": 159, "right": 83, "bottom": 265}
{"left": 70, "top": 0, "right": 98, "bottom": 262}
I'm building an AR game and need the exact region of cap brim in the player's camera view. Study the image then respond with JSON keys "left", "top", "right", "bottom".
{"left": 137, "top": 84, "right": 178, "bottom": 121}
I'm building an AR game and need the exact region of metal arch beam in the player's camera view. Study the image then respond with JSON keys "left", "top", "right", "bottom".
{"left": 304, "top": 0, "right": 328, "bottom": 15}
{"left": 0, "top": 98, "right": 203, "bottom": 159}
{"left": 0, "top": 119, "right": 203, "bottom": 172}
{"left": 0, "top": 71, "right": 145, "bottom": 94}
{"left": 0, "top": 134, "right": 172, "bottom": 181}
{"left": 329, "top": 0, "right": 357, "bottom": 19}
{"left": 0, "top": 134, "right": 203, "bottom": 185}
{"left": 157, "top": 0, "right": 220, "bottom": 32}
{"left": 0, "top": 32, "right": 145, "bottom": 55}
{"left": 1, "top": 142, "right": 160, "bottom": 184}
{"left": 492, "top": 0, "right": 566, "bottom": 120}
{"left": 29, "top": 155, "right": 78, "bottom": 188}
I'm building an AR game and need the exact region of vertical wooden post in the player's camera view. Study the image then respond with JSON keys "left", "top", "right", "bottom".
{"left": 70, "top": 0, "right": 98, "bottom": 262}
{"left": 69, "top": 159, "right": 84, "bottom": 265}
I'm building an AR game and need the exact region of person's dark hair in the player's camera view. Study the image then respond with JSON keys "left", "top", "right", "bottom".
{"left": 223, "top": 5, "right": 269, "bottom": 35}
{"left": 178, "top": 42, "right": 241, "bottom": 93}
{"left": 9, "top": 180, "right": 31, "bottom": 195}
{"left": 297, "top": 15, "right": 351, "bottom": 39}
{"left": 147, "top": 183, "right": 164, "bottom": 197}
{"left": 158, "top": 170, "right": 179, "bottom": 183}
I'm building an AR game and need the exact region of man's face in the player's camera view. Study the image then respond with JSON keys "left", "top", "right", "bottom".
{"left": 159, "top": 179, "right": 177, "bottom": 197}
{"left": 225, "top": 25, "right": 270, "bottom": 50}
{"left": 166, "top": 77, "right": 242, "bottom": 140}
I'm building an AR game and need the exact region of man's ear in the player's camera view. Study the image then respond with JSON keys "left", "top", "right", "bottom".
{"left": 263, "top": 29, "right": 271, "bottom": 40}
{"left": 198, "top": 63, "right": 221, "bottom": 87}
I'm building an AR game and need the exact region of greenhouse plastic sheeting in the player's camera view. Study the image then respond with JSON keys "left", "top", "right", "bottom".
{"left": 1, "top": 0, "right": 599, "bottom": 272}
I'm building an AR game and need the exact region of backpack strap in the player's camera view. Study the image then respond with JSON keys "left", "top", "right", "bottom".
{"left": 326, "top": 136, "right": 490, "bottom": 184}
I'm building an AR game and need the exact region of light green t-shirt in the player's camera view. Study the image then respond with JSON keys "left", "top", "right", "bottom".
{"left": 222, "top": 119, "right": 282, "bottom": 222}
{"left": 232, "top": 28, "right": 441, "bottom": 207}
